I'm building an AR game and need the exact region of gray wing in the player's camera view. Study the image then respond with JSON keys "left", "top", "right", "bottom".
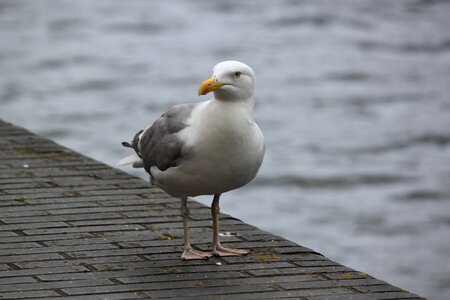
{"left": 138, "top": 103, "right": 195, "bottom": 173}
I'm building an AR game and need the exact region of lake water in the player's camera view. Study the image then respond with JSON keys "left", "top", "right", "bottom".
{"left": 1, "top": 0, "right": 449, "bottom": 298}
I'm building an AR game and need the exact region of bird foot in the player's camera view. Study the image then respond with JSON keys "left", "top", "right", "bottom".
{"left": 213, "top": 245, "right": 251, "bottom": 257}
{"left": 181, "top": 248, "right": 213, "bottom": 260}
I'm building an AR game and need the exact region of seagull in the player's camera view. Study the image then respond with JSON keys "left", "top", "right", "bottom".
{"left": 119, "top": 61, "right": 265, "bottom": 260}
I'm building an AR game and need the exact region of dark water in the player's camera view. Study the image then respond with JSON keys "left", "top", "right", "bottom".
{"left": 1, "top": 1, "right": 450, "bottom": 298}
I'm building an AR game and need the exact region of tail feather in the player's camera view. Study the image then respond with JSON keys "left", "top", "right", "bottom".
{"left": 117, "top": 154, "right": 143, "bottom": 168}
{"left": 119, "top": 129, "right": 145, "bottom": 168}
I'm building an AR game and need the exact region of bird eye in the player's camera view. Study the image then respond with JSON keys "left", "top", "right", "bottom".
{"left": 234, "top": 71, "right": 241, "bottom": 78}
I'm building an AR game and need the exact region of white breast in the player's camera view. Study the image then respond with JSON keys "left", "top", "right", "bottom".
{"left": 153, "top": 99, "right": 265, "bottom": 197}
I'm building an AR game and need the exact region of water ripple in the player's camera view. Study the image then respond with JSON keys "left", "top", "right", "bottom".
{"left": 269, "top": 14, "right": 333, "bottom": 28}
{"left": 357, "top": 39, "right": 450, "bottom": 54}
{"left": 68, "top": 78, "right": 122, "bottom": 93}
{"left": 47, "top": 18, "right": 86, "bottom": 32}
{"left": 396, "top": 190, "right": 450, "bottom": 202}
{"left": 345, "top": 133, "right": 450, "bottom": 154}
{"left": 104, "top": 22, "right": 166, "bottom": 35}
{"left": 30, "top": 55, "right": 94, "bottom": 71}
{"left": 253, "top": 173, "right": 415, "bottom": 189}
{"left": 325, "top": 71, "right": 377, "bottom": 82}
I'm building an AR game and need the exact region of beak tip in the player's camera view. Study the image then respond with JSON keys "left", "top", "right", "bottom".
{"left": 198, "top": 77, "right": 223, "bottom": 96}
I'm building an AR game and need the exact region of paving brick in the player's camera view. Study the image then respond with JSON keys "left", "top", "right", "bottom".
{"left": 0, "top": 290, "right": 61, "bottom": 299}
{"left": 43, "top": 231, "right": 164, "bottom": 246}
{"left": 177, "top": 288, "right": 357, "bottom": 300}
{"left": 67, "top": 216, "right": 179, "bottom": 227}
{"left": 65, "top": 245, "right": 181, "bottom": 259}
{"left": 247, "top": 266, "right": 354, "bottom": 276}
{"left": 44, "top": 293, "right": 144, "bottom": 300}
{"left": 26, "top": 195, "right": 144, "bottom": 205}
{"left": 0, "top": 252, "right": 64, "bottom": 263}
{"left": 306, "top": 293, "right": 422, "bottom": 300}
{"left": 0, "top": 278, "right": 111, "bottom": 292}
{"left": 217, "top": 251, "right": 325, "bottom": 265}
{"left": 142, "top": 284, "right": 278, "bottom": 298}
{"left": 292, "top": 258, "right": 341, "bottom": 266}
{"left": 0, "top": 265, "right": 88, "bottom": 278}
{"left": 0, "top": 242, "right": 43, "bottom": 250}
{"left": 0, "top": 276, "right": 37, "bottom": 284}
{"left": 2, "top": 187, "right": 85, "bottom": 195}
{"left": 2, "top": 191, "right": 78, "bottom": 201}
{"left": 352, "top": 284, "right": 403, "bottom": 293}
{"left": 0, "top": 212, "right": 124, "bottom": 224}
{"left": 0, "top": 221, "right": 70, "bottom": 231}
{"left": 305, "top": 294, "right": 376, "bottom": 300}
{"left": 0, "top": 209, "right": 49, "bottom": 218}
{"left": 6, "top": 160, "right": 103, "bottom": 169}
{"left": 3, "top": 202, "right": 98, "bottom": 212}
{"left": 47, "top": 205, "right": 165, "bottom": 215}
{"left": 62, "top": 282, "right": 276, "bottom": 296}
{"left": 0, "top": 243, "right": 118, "bottom": 256}
{"left": 0, "top": 177, "right": 53, "bottom": 185}
{"left": 40, "top": 267, "right": 237, "bottom": 282}
{"left": 0, "top": 182, "right": 48, "bottom": 190}
{"left": 0, "top": 232, "right": 94, "bottom": 243}
{"left": 135, "top": 271, "right": 248, "bottom": 284}
{"left": 0, "top": 200, "right": 28, "bottom": 207}
{"left": 278, "top": 278, "right": 387, "bottom": 290}
{"left": 121, "top": 208, "right": 210, "bottom": 218}
{"left": 22, "top": 224, "right": 145, "bottom": 235}
{"left": 16, "top": 255, "right": 146, "bottom": 270}
{"left": 0, "top": 231, "right": 19, "bottom": 237}
{"left": 365, "top": 292, "right": 423, "bottom": 299}
{"left": 77, "top": 188, "right": 151, "bottom": 196}
{"left": 92, "top": 260, "right": 296, "bottom": 272}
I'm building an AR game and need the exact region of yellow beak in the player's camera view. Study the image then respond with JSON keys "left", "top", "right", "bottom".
{"left": 197, "top": 77, "right": 224, "bottom": 96}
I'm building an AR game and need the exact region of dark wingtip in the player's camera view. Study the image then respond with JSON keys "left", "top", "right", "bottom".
{"left": 121, "top": 141, "right": 133, "bottom": 148}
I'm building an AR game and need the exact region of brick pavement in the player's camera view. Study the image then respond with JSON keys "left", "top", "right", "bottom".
{"left": 0, "top": 119, "right": 424, "bottom": 299}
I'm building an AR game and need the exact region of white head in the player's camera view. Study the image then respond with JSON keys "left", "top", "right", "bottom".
{"left": 198, "top": 61, "right": 255, "bottom": 101}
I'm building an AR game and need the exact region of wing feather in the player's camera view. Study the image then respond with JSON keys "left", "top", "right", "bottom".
{"left": 138, "top": 103, "right": 195, "bottom": 173}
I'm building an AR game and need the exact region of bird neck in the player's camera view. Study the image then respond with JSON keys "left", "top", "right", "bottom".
{"left": 212, "top": 96, "right": 255, "bottom": 113}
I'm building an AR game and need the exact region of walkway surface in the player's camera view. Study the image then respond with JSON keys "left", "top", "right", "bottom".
{"left": 0, "top": 119, "right": 424, "bottom": 300}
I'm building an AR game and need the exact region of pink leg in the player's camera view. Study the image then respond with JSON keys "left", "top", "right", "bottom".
{"left": 211, "top": 194, "right": 251, "bottom": 257}
{"left": 180, "top": 197, "right": 212, "bottom": 260}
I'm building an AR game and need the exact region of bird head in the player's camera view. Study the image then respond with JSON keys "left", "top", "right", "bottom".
{"left": 198, "top": 61, "right": 255, "bottom": 101}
